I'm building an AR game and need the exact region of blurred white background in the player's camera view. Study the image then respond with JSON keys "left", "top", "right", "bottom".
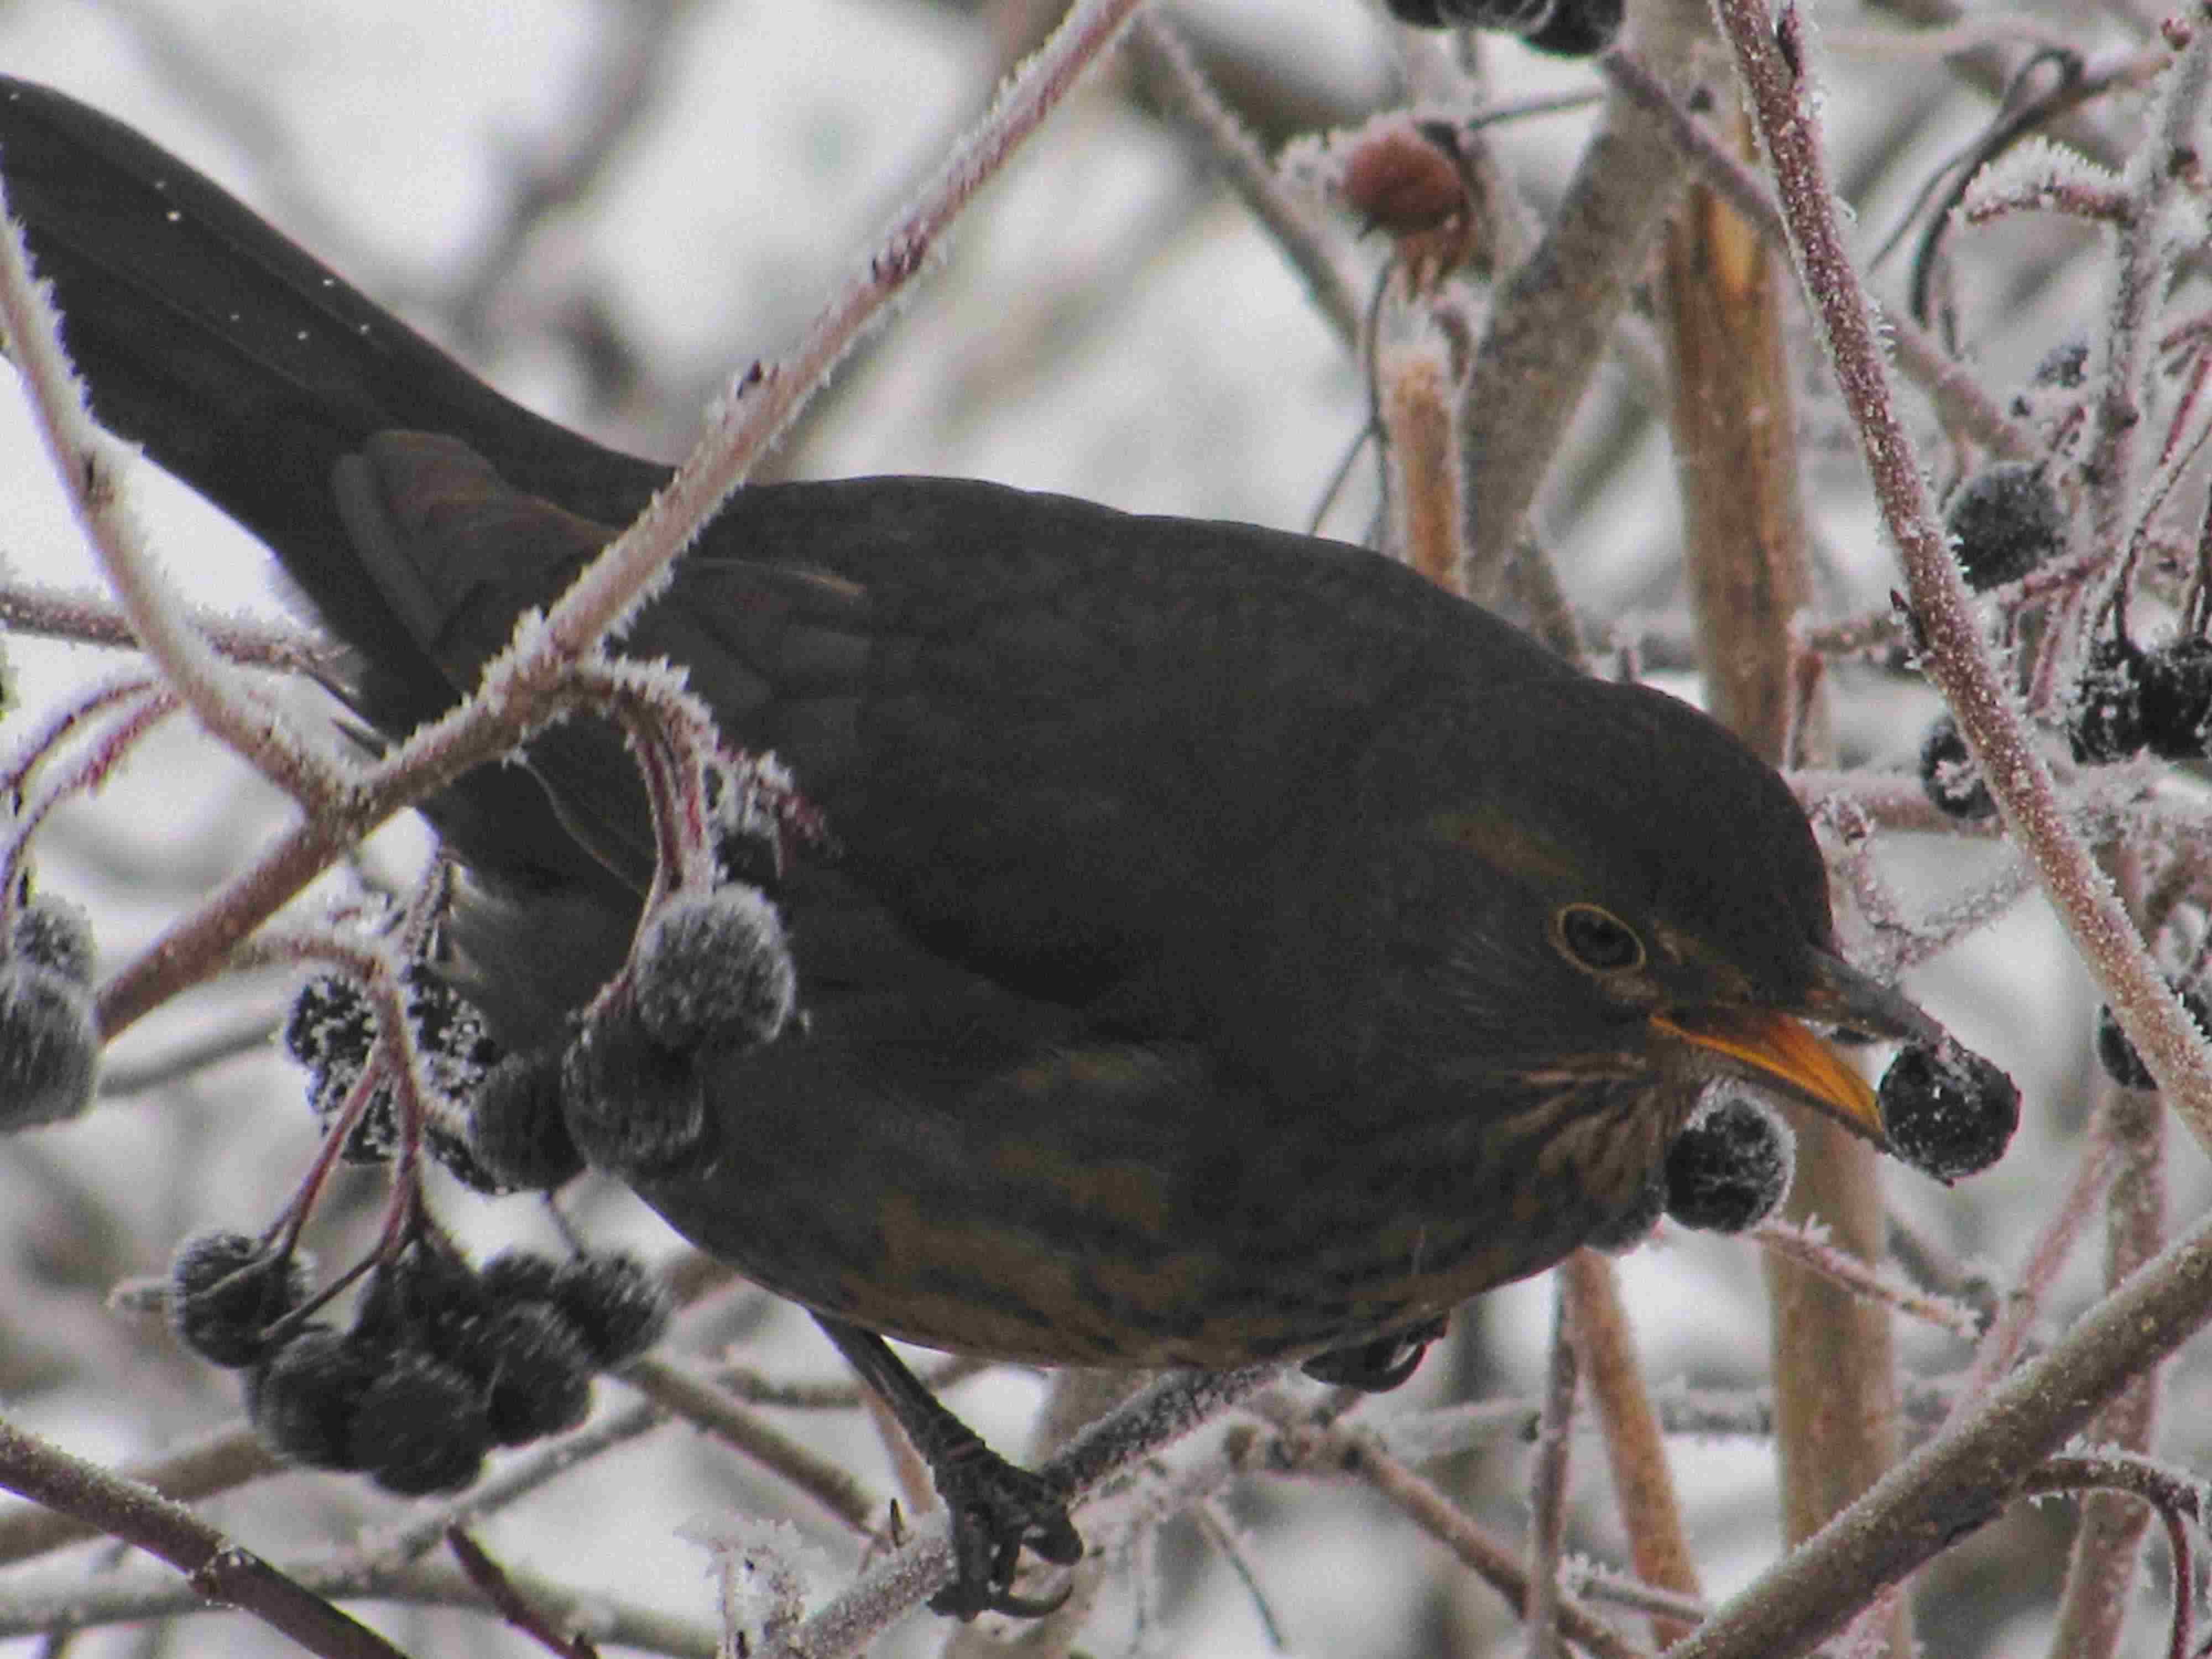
{"left": 0, "top": 1, "right": 2172, "bottom": 1655}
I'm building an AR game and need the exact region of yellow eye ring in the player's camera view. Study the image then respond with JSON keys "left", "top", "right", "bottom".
{"left": 1554, "top": 903, "right": 1645, "bottom": 973}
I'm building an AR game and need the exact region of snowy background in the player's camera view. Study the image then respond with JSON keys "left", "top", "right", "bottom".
{"left": 0, "top": 1, "right": 2183, "bottom": 1656}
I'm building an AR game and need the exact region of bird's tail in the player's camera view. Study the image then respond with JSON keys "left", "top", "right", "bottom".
{"left": 0, "top": 76, "right": 656, "bottom": 931}
{"left": 0, "top": 75, "right": 665, "bottom": 736}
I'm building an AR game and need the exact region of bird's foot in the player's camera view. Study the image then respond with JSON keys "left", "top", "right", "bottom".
{"left": 926, "top": 1435, "right": 1082, "bottom": 1619}
{"left": 1300, "top": 1315, "right": 1448, "bottom": 1392}
{"left": 811, "top": 1314, "right": 1082, "bottom": 1618}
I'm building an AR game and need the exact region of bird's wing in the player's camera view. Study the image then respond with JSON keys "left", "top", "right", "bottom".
{"left": 329, "top": 432, "right": 1582, "bottom": 1033}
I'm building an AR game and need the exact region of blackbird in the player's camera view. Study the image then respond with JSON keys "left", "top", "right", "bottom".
{"left": 0, "top": 79, "right": 1954, "bottom": 1614}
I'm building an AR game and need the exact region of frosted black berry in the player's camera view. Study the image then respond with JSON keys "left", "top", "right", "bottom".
{"left": 403, "top": 964, "right": 502, "bottom": 1083}
{"left": 169, "top": 1230, "right": 308, "bottom": 1368}
{"left": 2067, "top": 637, "right": 2146, "bottom": 764}
{"left": 2094, "top": 983, "right": 2210, "bottom": 1091}
{"left": 466, "top": 1048, "right": 584, "bottom": 1191}
{"left": 0, "top": 960, "right": 98, "bottom": 1130}
{"left": 478, "top": 1248, "right": 565, "bottom": 1307}
{"left": 251, "top": 1325, "right": 383, "bottom": 1470}
{"left": 11, "top": 895, "right": 94, "bottom": 985}
{"left": 355, "top": 1244, "right": 487, "bottom": 1358}
{"left": 633, "top": 888, "right": 796, "bottom": 1055}
{"left": 1918, "top": 714, "right": 1995, "bottom": 822}
{"left": 284, "top": 974, "right": 374, "bottom": 1076}
{"left": 561, "top": 999, "right": 708, "bottom": 1173}
{"left": 2140, "top": 637, "right": 2212, "bottom": 760}
{"left": 351, "top": 1353, "right": 491, "bottom": 1495}
{"left": 549, "top": 1253, "right": 671, "bottom": 1368}
{"left": 1663, "top": 1095, "right": 1793, "bottom": 1234}
{"left": 1944, "top": 463, "right": 2064, "bottom": 592}
{"left": 1878, "top": 1041, "right": 2020, "bottom": 1181}
{"left": 451, "top": 1302, "right": 594, "bottom": 1444}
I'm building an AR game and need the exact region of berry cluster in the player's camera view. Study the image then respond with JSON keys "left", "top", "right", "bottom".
{"left": 557, "top": 886, "right": 797, "bottom": 1178}
{"left": 284, "top": 965, "right": 507, "bottom": 1192}
{"left": 0, "top": 891, "right": 99, "bottom": 1132}
{"left": 2067, "top": 632, "right": 2212, "bottom": 764}
{"left": 171, "top": 1230, "right": 669, "bottom": 1495}
{"left": 1379, "top": 0, "right": 1620, "bottom": 56}
{"left": 1653, "top": 1038, "right": 2018, "bottom": 1233}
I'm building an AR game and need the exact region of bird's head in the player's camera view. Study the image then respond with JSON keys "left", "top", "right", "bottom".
{"left": 1304, "top": 674, "right": 1939, "bottom": 1144}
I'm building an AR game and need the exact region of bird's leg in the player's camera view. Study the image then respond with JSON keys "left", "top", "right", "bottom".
{"left": 811, "top": 1313, "right": 1083, "bottom": 1618}
{"left": 1298, "top": 1314, "right": 1448, "bottom": 1391}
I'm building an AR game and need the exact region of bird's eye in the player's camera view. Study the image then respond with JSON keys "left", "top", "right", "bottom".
{"left": 1554, "top": 903, "right": 1645, "bottom": 973}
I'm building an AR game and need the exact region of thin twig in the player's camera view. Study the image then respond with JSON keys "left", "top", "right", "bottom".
{"left": 1750, "top": 1219, "right": 1985, "bottom": 1340}
{"left": 1561, "top": 1250, "right": 1703, "bottom": 1649}
{"left": 621, "top": 1358, "right": 881, "bottom": 1540}
{"left": 1123, "top": 13, "right": 1364, "bottom": 349}
{"left": 1709, "top": 0, "right": 2212, "bottom": 1156}
{"left": 0, "top": 1413, "right": 409, "bottom": 1659}
{"left": 760, "top": 1366, "right": 1280, "bottom": 1659}
{"left": 0, "top": 188, "right": 346, "bottom": 812}
{"left": 1662, "top": 1175, "right": 2212, "bottom": 1659}
{"left": 1526, "top": 1284, "right": 1579, "bottom": 1659}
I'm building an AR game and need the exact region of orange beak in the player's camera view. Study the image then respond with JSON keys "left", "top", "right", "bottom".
{"left": 1650, "top": 948, "right": 1945, "bottom": 1145}
{"left": 1651, "top": 1005, "right": 1886, "bottom": 1143}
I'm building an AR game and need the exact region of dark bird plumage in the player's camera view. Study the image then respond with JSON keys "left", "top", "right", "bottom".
{"left": 0, "top": 77, "right": 1955, "bottom": 1613}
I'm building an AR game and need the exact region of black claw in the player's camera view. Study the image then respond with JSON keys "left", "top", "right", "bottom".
{"left": 1301, "top": 1315, "right": 1447, "bottom": 1391}
{"left": 926, "top": 1454, "right": 1082, "bottom": 1620}
{"left": 812, "top": 1314, "right": 1085, "bottom": 1620}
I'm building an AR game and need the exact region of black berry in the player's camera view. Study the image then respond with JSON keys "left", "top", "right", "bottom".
{"left": 450, "top": 1302, "right": 594, "bottom": 1444}
{"left": 2139, "top": 637, "right": 2212, "bottom": 760}
{"left": 251, "top": 1325, "right": 383, "bottom": 1470}
{"left": 2094, "top": 983, "right": 2211, "bottom": 1091}
{"left": 425, "top": 1120, "right": 507, "bottom": 1194}
{"left": 466, "top": 1049, "right": 585, "bottom": 1191}
{"left": 355, "top": 1243, "right": 487, "bottom": 1359}
{"left": 402, "top": 964, "right": 503, "bottom": 1086}
{"left": 351, "top": 1353, "right": 491, "bottom": 1495}
{"left": 1944, "top": 463, "right": 2064, "bottom": 591}
{"left": 284, "top": 974, "right": 374, "bottom": 1076}
{"left": 169, "top": 1230, "right": 308, "bottom": 1369}
{"left": 11, "top": 895, "right": 94, "bottom": 985}
{"left": 478, "top": 1248, "right": 566, "bottom": 1307}
{"left": 2067, "top": 636, "right": 2147, "bottom": 764}
{"left": 1918, "top": 713, "right": 1995, "bottom": 821}
{"left": 561, "top": 999, "right": 708, "bottom": 1174}
{"left": 633, "top": 888, "right": 796, "bottom": 1055}
{"left": 1877, "top": 1041, "right": 2020, "bottom": 1181}
{"left": 549, "top": 1253, "right": 671, "bottom": 1368}
{"left": 293, "top": 966, "right": 507, "bottom": 1177}
{"left": 1663, "top": 1095, "right": 1793, "bottom": 1234}
{"left": 0, "top": 960, "right": 98, "bottom": 1130}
